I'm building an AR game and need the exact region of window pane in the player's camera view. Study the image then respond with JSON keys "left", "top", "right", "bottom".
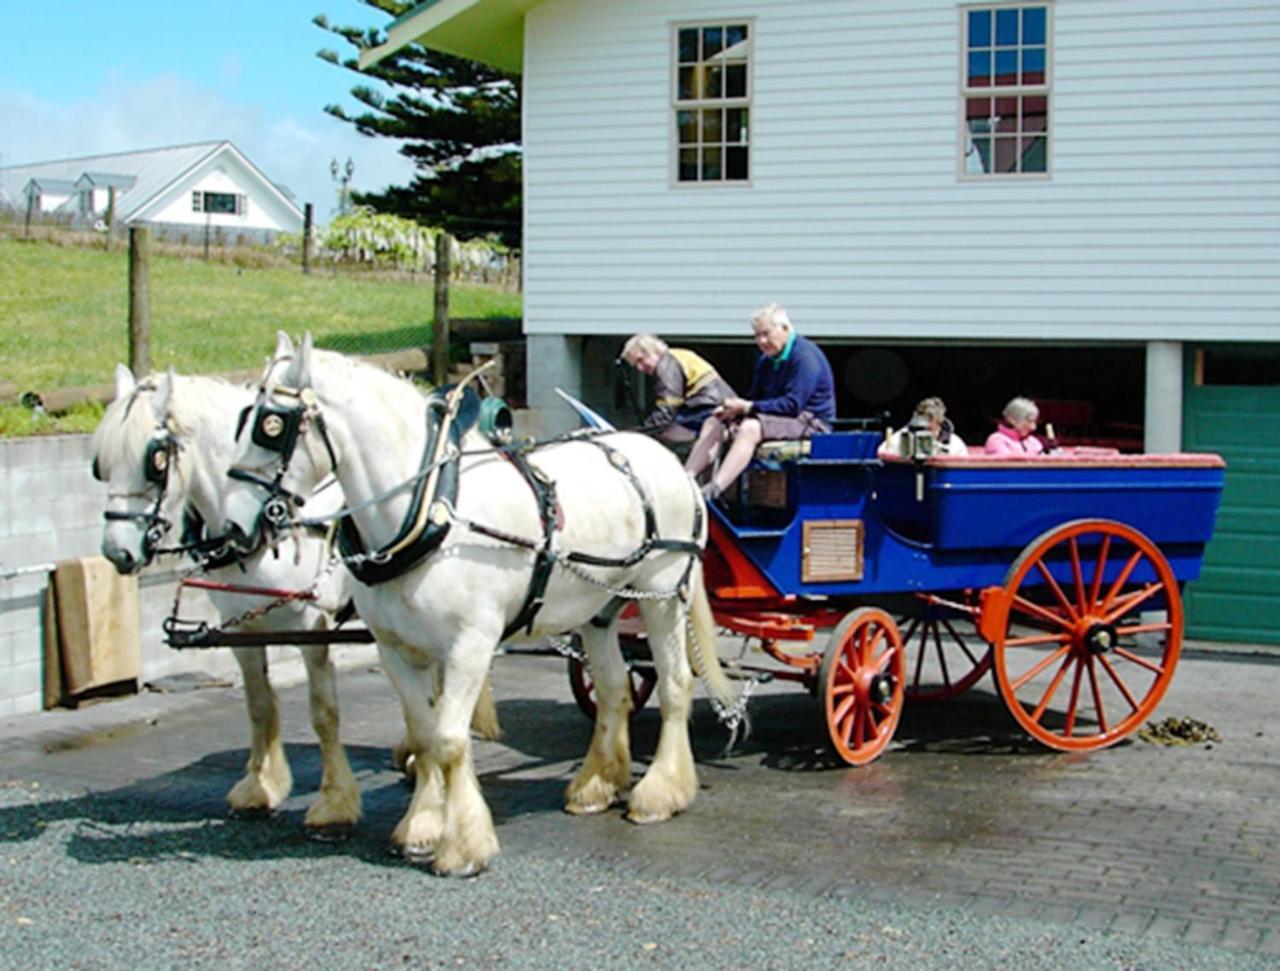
{"left": 702, "top": 108, "right": 723, "bottom": 143}
{"left": 995, "top": 49, "right": 1017, "bottom": 82}
{"left": 1022, "top": 47, "right": 1046, "bottom": 85}
{"left": 726, "top": 107, "right": 748, "bottom": 144}
{"left": 726, "top": 146, "right": 748, "bottom": 180}
{"left": 726, "top": 23, "right": 748, "bottom": 49}
{"left": 679, "top": 149, "right": 699, "bottom": 181}
{"left": 1020, "top": 136, "right": 1047, "bottom": 172}
{"left": 703, "top": 26, "right": 723, "bottom": 59}
{"left": 204, "top": 192, "right": 237, "bottom": 214}
{"left": 726, "top": 62, "right": 747, "bottom": 98}
{"left": 968, "top": 51, "right": 992, "bottom": 87}
{"left": 678, "top": 109, "right": 697, "bottom": 144}
{"left": 705, "top": 65, "right": 723, "bottom": 99}
{"left": 966, "top": 97, "right": 992, "bottom": 129}
{"left": 968, "top": 9, "right": 991, "bottom": 47}
{"left": 702, "top": 146, "right": 722, "bottom": 181}
{"left": 1023, "top": 96, "right": 1048, "bottom": 133}
{"left": 994, "top": 96, "right": 1018, "bottom": 132}
{"left": 1023, "top": 7, "right": 1047, "bottom": 45}
{"left": 970, "top": 137, "right": 992, "bottom": 173}
{"left": 678, "top": 28, "right": 698, "bottom": 63}
{"left": 995, "top": 9, "right": 1019, "bottom": 46}
{"left": 993, "top": 136, "right": 1019, "bottom": 173}
{"left": 678, "top": 66, "right": 695, "bottom": 100}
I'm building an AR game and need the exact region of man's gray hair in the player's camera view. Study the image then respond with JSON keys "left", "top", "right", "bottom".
{"left": 621, "top": 333, "right": 668, "bottom": 361}
{"left": 750, "top": 302, "right": 792, "bottom": 331}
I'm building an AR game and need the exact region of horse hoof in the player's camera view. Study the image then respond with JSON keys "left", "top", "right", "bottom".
{"left": 228, "top": 806, "right": 272, "bottom": 821}
{"left": 564, "top": 801, "right": 610, "bottom": 816}
{"left": 432, "top": 859, "right": 485, "bottom": 879}
{"left": 625, "top": 810, "right": 670, "bottom": 826}
{"left": 400, "top": 845, "right": 436, "bottom": 866}
{"left": 305, "top": 822, "right": 355, "bottom": 843}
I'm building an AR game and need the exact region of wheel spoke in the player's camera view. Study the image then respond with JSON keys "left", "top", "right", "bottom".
{"left": 1103, "top": 581, "right": 1164, "bottom": 626}
{"left": 871, "top": 647, "right": 893, "bottom": 673}
{"left": 1035, "top": 558, "right": 1080, "bottom": 621}
{"left": 941, "top": 617, "right": 981, "bottom": 666}
{"left": 1069, "top": 537, "right": 1088, "bottom": 615}
{"left": 1097, "top": 653, "right": 1141, "bottom": 713}
{"left": 1115, "top": 621, "right": 1172, "bottom": 638}
{"left": 1113, "top": 646, "right": 1167, "bottom": 676}
{"left": 932, "top": 622, "right": 951, "bottom": 687}
{"left": 1030, "top": 652, "right": 1076, "bottom": 723}
{"left": 910, "top": 620, "right": 928, "bottom": 690}
{"left": 1011, "top": 644, "right": 1073, "bottom": 691}
{"left": 852, "top": 702, "right": 866, "bottom": 748}
{"left": 1004, "top": 630, "right": 1072, "bottom": 648}
{"left": 1101, "top": 550, "right": 1143, "bottom": 613}
{"left": 833, "top": 694, "right": 855, "bottom": 728}
{"left": 1087, "top": 656, "right": 1108, "bottom": 734}
{"left": 831, "top": 680, "right": 855, "bottom": 697}
{"left": 1088, "top": 534, "right": 1112, "bottom": 607}
{"left": 1010, "top": 594, "right": 1074, "bottom": 631}
{"left": 1063, "top": 656, "right": 1085, "bottom": 737}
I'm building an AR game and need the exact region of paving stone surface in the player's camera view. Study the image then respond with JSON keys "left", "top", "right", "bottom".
{"left": 0, "top": 641, "right": 1275, "bottom": 957}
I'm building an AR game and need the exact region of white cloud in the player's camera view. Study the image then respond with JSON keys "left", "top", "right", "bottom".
{"left": 0, "top": 76, "right": 417, "bottom": 224}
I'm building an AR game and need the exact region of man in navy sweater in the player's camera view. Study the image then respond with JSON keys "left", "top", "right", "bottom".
{"left": 686, "top": 303, "right": 836, "bottom": 499}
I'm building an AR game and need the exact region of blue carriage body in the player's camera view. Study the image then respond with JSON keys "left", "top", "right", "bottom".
{"left": 709, "top": 432, "right": 1225, "bottom": 600}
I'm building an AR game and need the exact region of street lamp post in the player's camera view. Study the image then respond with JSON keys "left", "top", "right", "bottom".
{"left": 331, "top": 156, "right": 355, "bottom": 216}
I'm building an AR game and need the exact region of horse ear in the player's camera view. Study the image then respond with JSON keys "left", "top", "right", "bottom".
{"left": 151, "top": 368, "right": 174, "bottom": 424}
{"left": 274, "top": 331, "right": 294, "bottom": 360}
{"left": 114, "top": 363, "right": 136, "bottom": 401}
{"left": 297, "top": 332, "right": 313, "bottom": 385}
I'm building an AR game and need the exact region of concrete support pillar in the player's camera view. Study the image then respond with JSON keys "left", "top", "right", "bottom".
{"left": 1144, "top": 340, "right": 1183, "bottom": 453}
{"left": 524, "top": 333, "right": 585, "bottom": 437}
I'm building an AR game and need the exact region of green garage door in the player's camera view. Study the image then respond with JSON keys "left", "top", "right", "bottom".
{"left": 1182, "top": 350, "right": 1280, "bottom": 644}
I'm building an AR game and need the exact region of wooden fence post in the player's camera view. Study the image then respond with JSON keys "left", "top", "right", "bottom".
{"left": 302, "top": 203, "right": 313, "bottom": 275}
{"left": 128, "top": 227, "right": 151, "bottom": 375}
{"left": 105, "top": 186, "right": 116, "bottom": 251}
{"left": 432, "top": 233, "right": 452, "bottom": 388}
{"left": 24, "top": 191, "right": 35, "bottom": 239}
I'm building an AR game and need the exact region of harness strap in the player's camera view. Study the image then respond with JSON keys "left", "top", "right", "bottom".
{"left": 499, "top": 446, "right": 561, "bottom": 641}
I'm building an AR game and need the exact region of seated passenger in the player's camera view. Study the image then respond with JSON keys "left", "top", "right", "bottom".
{"left": 985, "top": 396, "right": 1045, "bottom": 455}
{"left": 685, "top": 302, "right": 836, "bottom": 499}
{"left": 880, "top": 396, "right": 968, "bottom": 458}
{"left": 620, "top": 334, "right": 736, "bottom": 444}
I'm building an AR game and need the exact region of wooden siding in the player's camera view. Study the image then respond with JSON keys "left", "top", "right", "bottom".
{"left": 522, "top": 0, "right": 1280, "bottom": 341}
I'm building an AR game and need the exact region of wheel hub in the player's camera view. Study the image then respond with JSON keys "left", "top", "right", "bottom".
{"left": 1082, "top": 621, "right": 1118, "bottom": 655}
{"left": 868, "top": 673, "right": 896, "bottom": 705}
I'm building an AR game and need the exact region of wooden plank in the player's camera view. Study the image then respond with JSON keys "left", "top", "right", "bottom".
{"left": 53, "top": 556, "right": 141, "bottom": 696}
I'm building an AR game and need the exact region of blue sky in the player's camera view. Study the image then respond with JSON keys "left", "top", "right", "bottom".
{"left": 0, "top": 1, "right": 416, "bottom": 220}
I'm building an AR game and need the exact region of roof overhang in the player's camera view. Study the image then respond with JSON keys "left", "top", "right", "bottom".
{"left": 359, "top": 0, "right": 544, "bottom": 73}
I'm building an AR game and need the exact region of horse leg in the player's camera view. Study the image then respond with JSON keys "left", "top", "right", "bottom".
{"left": 429, "top": 634, "right": 500, "bottom": 877}
{"left": 297, "top": 642, "right": 361, "bottom": 840}
{"left": 627, "top": 599, "right": 698, "bottom": 824}
{"left": 227, "top": 646, "right": 292, "bottom": 815}
{"left": 378, "top": 643, "right": 445, "bottom": 860}
{"left": 392, "top": 670, "right": 500, "bottom": 777}
{"left": 565, "top": 624, "right": 632, "bottom": 815}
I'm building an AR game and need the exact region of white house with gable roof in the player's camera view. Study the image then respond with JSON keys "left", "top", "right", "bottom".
{"left": 0, "top": 140, "right": 304, "bottom": 241}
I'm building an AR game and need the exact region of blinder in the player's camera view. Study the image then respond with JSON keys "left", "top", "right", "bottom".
{"left": 144, "top": 434, "right": 174, "bottom": 486}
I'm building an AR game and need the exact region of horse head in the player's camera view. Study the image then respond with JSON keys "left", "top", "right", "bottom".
{"left": 223, "top": 332, "right": 339, "bottom": 555}
{"left": 91, "top": 364, "right": 186, "bottom": 574}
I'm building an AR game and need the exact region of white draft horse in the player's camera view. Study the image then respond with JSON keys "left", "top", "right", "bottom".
{"left": 221, "top": 334, "right": 737, "bottom": 876}
{"left": 94, "top": 365, "right": 377, "bottom": 838}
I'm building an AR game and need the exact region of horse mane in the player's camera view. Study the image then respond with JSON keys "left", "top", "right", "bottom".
{"left": 309, "top": 349, "right": 428, "bottom": 418}
{"left": 91, "top": 372, "right": 250, "bottom": 477}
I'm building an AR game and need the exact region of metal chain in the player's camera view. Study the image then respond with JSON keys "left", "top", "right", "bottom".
{"left": 684, "top": 612, "right": 755, "bottom": 744}
{"left": 168, "top": 548, "right": 342, "bottom": 633}
{"left": 554, "top": 552, "right": 690, "bottom": 602}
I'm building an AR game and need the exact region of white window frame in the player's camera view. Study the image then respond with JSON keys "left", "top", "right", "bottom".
{"left": 670, "top": 19, "right": 754, "bottom": 188}
{"left": 958, "top": 2, "right": 1053, "bottom": 180}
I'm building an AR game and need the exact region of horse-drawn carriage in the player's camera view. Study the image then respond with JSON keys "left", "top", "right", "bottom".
{"left": 571, "top": 429, "right": 1225, "bottom": 765}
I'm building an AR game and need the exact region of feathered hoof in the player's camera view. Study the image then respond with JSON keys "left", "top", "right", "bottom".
{"left": 387, "top": 842, "right": 436, "bottom": 865}
{"left": 563, "top": 799, "right": 612, "bottom": 816}
{"left": 227, "top": 806, "right": 272, "bottom": 821}
{"left": 431, "top": 856, "right": 489, "bottom": 879}
{"left": 624, "top": 807, "right": 675, "bottom": 825}
{"left": 304, "top": 821, "right": 355, "bottom": 843}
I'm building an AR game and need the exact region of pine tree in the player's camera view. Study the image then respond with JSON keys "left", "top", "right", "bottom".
{"left": 315, "top": 2, "right": 522, "bottom": 249}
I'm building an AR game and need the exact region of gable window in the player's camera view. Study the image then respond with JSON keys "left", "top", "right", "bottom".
{"left": 673, "top": 21, "right": 751, "bottom": 184}
{"left": 961, "top": 5, "right": 1050, "bottom": 176}
{"left": 192, "top": 191, "right": 246, "bottom": 215}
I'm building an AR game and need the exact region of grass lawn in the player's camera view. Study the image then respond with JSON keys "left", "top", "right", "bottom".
{"left": 1, "top": 237, "right": 521, "bottom": 436}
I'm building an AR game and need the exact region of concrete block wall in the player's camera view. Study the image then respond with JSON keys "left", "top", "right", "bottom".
{"left": 0, "top": 434, "right": 343, "bottom": 716}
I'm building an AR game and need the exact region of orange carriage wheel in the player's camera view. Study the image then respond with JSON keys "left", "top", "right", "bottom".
{"left": 818, "top": 608, "right": 906, "bottom": 765}
{"left": 992, "top": 519, "right": 1182, "bottom": 752}
{"left": 567, "top": 634, "right": 658, "bottom": 721}
{"left": 898, "top": 601, "right": 992, "bottom": 703}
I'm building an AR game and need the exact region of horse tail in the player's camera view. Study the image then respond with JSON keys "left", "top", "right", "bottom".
{"left": 686, "top": 558, "right": 736, "bottom": 713}
{"left": 470, "top": 673, "right": 502, "bottom": 741}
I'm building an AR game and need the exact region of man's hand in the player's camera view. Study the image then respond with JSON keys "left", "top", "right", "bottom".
{"left": 715, "top": 397, "right": 752, "bottom": 420}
